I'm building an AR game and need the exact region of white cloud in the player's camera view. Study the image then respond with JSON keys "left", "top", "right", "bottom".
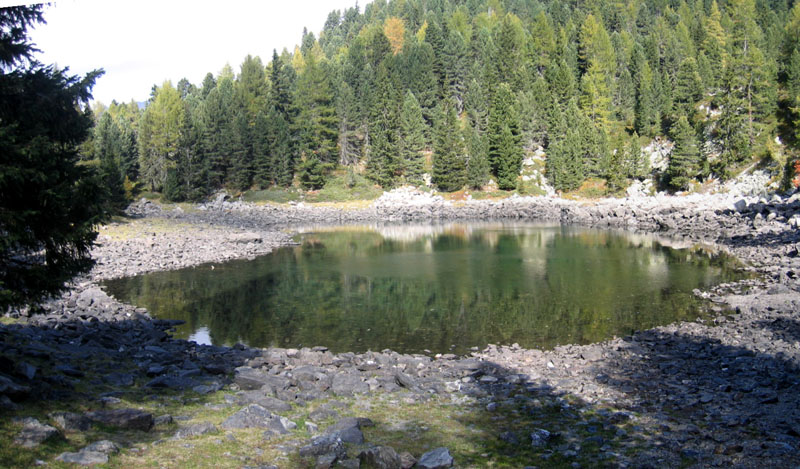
{"left": 28, "top": 0, "right": 366, "bottom": 104}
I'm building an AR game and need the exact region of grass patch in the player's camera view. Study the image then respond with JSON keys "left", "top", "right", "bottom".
{"left": 564, "top": 178, "right": 608, "bottom": 200}
{"left": 242, "top": 187, "right": 303, "bottom": 204}
{"left": 304, "top": 171, "right": 383, "bottom": 203}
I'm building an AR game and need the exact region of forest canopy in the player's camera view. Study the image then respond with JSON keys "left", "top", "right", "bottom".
{"left": 86, "top": 0, "right": 800, "bottom": 199}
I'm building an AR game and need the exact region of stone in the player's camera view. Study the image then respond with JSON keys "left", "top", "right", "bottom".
{"left": 0, "top": 374, "right": 30, "bottom": 401}
{"left": 15, "top": 362, "right": 37, "bottom": 380}
{"left": 359, "top": 445, "right": 402, "bottom": 469}
{"left": 234, "top": 367, "right": 290, "bottom": 392}
{"left": 49, "top": 411, "right": 91, "bottom": 431}
{"left": 332, "top": 372, "right": 369, "bottom": 396}
{"left": 734, "top": 199, "right": 748, "bottom": 213}
{"left": 154, "top": 415, "right": 173, "bottom": 426}
{"left": 14, "top": 418, "right": 60, "bottom": 448}
{"left": 56, "top": 450, "right": 108, "bottom": 465}
{"left": 235, "top": 392, "right": 292, "bottom": 412}
{"left": 174, "top": 422, "right": 219, "bottom": 439}
{"left": 399, "top": 451, "right": 416, "bottom": 469}
{"left": 104, "top": 372, "right": 135, "bottom": 387}
{"left": 416, "top": 447, "right": 454, "bottom": 469}
{"left": 530, "top": 429, "right": 552, "bottom": 448}
{"left": 84, "top": 440, "right": 120, "bottom": 454}
{"left": 86, "top": 408, "right": 154, "bottom": 431}
{"left": 220, "top": 404, "right": 292, "bottom": 434}
{"left": 299, "top": 434, "right": 346, "bottom": 459}
{"left": 394, "top": 371, "right": 418, "bottom": 389}
{"left": 55, "top": 364, "right": 84, "bottom": 377}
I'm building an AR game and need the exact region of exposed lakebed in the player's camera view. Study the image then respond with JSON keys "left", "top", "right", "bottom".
{"left": 103, "top": 222, "right": 747, "bottom": 354}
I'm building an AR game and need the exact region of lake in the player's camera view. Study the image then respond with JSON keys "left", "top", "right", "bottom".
{"left": 103, "top": 222, "right": 746, "bottom": 355}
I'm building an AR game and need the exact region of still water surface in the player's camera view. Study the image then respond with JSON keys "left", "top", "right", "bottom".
{"left": 103, "top": 223, "right": 746, "bottom": 354}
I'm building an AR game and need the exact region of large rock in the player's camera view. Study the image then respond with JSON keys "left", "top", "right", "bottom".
{"left": 14, "top": 418, "right": 60, "bottom": 448}
{"left": 331, "top": 372, "right": 368, "bottom": 396}
{"left": 322, "top": 417, "right": 374, "bottom": 444}
{"left": 0, "top": 374, "right": 30, "bottom": 401}
{"left": 56, "top": 450, "right": 109, "bottom": 465}
{"left": 299, "top": 433, "right": 346, "bottom": 458}
{"left": 49, "top": 411, "right": 91, "bottom": 431}
{"left": 359, "top": 446, "right": 402, "bottom": 469}
{"left": 220, "top": 404, "right": 295, "bottom": 434}
{"left": 86, "top": 409, "right": 154, "bottom": 431}
{"left": 235, "top": 391, "right": 292, "bottom": 412}
{"left": 174, "top": 422, "right": 219, "bottom": 439}
{"left": 234, "top": 367, "right": 290, "bottom": 392}
{"left": 56, "top": 440, "right": 119, "bottom": 466}
{"left": 417, "top": 447, "right": 454, "bottom": 469}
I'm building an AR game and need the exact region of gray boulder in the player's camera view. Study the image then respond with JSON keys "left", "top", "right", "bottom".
{"left": 299, "top": 433, "right": 346, "bottom": 458}
{"left": 56, "top": 451, "right": 108, "bottom": 465}
{"left": 359, "top": 446, "right": 402, "bottom": 469}
{"left": 220, "top": 404, "right": 295, "bottom": 435}
{"left": 174, "top": 422, "right": 219, "bottom": 439}
{"left": 49, "top": 411, "right": 91, "bottom": 431}
{"left": 0, "top": 374, "right": 30, "bottom": 401}
{"left": 417, "top": 447, "right": 454, "bottom": 469}
{"left": 56, "top": 440, "right": 119, "bottom": 466}
{"left": 14, "top": 418, "right": 60, "bottom": 448}
{"left": 85, "top": 408, "right": 154, "bottom": 431}
{"left": 331, "top": 372, "right": 368, "bottom": 396}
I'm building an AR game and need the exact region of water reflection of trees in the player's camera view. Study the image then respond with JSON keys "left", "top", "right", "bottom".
{"left": 103, "top": 224, "right": 746, "bottom": 355}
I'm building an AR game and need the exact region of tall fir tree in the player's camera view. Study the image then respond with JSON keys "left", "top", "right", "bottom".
{"left": 432, "top": 103, "right": 467, "bottom": 191}
{"left": 667, "top": 115, "right": 701, "bottom": 190}
{"left": 488, "top": 83, "right": 523, "bottom": 190}
{"left": 398, "top": 91, "right": 426, "bottom": 184}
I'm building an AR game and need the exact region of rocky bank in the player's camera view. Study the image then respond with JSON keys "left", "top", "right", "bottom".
{"left": 2, "top": 189, "right": 800, "bottom": 468}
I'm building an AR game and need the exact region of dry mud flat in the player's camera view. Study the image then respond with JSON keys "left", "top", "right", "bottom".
{"left": 3, "top": 191, "right": 800, "bottom": 468}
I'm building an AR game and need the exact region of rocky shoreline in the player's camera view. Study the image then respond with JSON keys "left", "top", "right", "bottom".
{"left": 2, "top": 190, "right": 800, "bottom": 468}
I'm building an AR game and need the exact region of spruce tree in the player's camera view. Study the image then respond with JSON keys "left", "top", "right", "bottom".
{"left": 0, "top": 5, "right": 108, "bottom": 308}
{"left": 667, "top": 115, "right": 701, "bottom": 190}
{"left": 398, "top": 91, "right": 426, "bottom": 184}
{"left": 432, "top": 104, "right": 467, "bottom": 192}
{"left": 466, "top": 124, "right": 490, "bottom": 190}
{"left": 488, "top": 83, "right": 522, "bottom": 190}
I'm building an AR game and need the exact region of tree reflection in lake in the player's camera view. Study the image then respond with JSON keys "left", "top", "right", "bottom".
{"left": 103, "top": 222, "right": 747, "bottom": 355}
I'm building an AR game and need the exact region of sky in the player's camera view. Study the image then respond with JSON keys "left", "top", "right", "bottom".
{"left": 24, "top": 0, "right": 367, "bottom": 105}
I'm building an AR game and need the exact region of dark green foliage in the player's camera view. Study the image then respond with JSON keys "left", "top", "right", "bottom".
{"left": 466, "top": 124, "right": 490, "bottom": 189}
{"left": 432, "top": 104, "right": 467, "bottom": 192}
{"left": 488, "top": 83, "right": 523, "bottom": 190}
{"left": 667, "top": 116, "right": 701, "bottom": 190}
{"left": 96, "top": 0, "right": 795, "bottom": 197}
{"left": 298, "top": 154, "right": 327, "bottom": 190}
{"left": 0, "top": 5, "right": 107, "bottom": 309}
{"left": 398, "top": 91, "right": 426, "bottom": 184}
{"left": 366, "top": 62, "right": 401, "bottom": 188}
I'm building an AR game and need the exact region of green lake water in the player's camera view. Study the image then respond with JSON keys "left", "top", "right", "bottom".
{"left": 103, "top": 222, "right": 747, "bottom": 355}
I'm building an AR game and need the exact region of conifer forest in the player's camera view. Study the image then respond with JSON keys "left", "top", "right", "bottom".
{"left": 86, "top": 0, "right": 800, "bottom": 205}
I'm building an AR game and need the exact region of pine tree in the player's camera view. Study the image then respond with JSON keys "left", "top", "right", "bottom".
{"left": 432, "top": 103, "right": 467, "bottom": 191}
{"left": 0, "top": 5, "right": 108, "bottom": 308}
{"left": 294, "top": 43, "right": 338, "bottom": 181}
{"left": 466, "top": 124, "right": 490, "bottom": 190}
{"left": 228, "top": 110, "right": 253, "bottom": 191}
{"left": 488, "top": 83, "right": 522, "bottom": 190}
{"left": 674, "top": 57, "right": 703, "bottom": 119}
{"left": 366, "top": 62, "right": 401, "bottom": 188}
{"left": 252, "top": 111, "right": 272, "bottom": 187}
{"left": 398, "top": 91, "right": 426, "bottom": 184}
{"left": 667, "top": 115, "right": 701, "bottom": 190}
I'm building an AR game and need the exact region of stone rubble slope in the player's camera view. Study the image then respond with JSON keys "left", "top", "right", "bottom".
{"left": 1, "top": 189, "right": 800, "bottom": 467}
